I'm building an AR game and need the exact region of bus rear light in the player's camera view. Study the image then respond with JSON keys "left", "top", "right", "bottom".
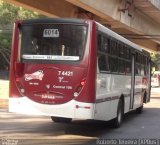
{"left": 16, "top": 79, "right": 25, "bottom": 95}
{"left": 16, "top": 77, "right": 21, "bottom": 82}
{"left": 73, "top": 79, "right": 86, "bottom": 97}
{"left": 80, "top": 80, "right": 85, "bottom": 86}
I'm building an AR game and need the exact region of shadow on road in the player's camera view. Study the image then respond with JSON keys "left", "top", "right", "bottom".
{"left": 1, "top": 106, "right": 160, "bottom": 145}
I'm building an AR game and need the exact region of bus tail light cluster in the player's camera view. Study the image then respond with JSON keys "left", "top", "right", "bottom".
{"left": 73, "top": 79, "right": 86, "bottom": 97}
{"left": 16, "top": 78, "right": 25, "bottom": 95}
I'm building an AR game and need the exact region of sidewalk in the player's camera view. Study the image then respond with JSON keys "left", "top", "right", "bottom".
{"left": 0, "top": 80, "right": 9, "bottom": 109}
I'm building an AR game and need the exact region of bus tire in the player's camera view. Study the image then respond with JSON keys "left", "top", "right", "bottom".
{"left": 136, "top": 105, "right": 143, "bottom": 114}
{"left": 51, "top": 116, "right": 72, "bottom": 123}
{"left": 111, "top": 99, "right": 124, "bottom": 128}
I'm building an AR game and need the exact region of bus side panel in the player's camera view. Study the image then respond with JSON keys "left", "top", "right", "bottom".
{"left": 95, "top": 73, "right": 131, "bottom": 121}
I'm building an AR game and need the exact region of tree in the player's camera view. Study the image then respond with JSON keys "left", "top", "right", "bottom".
{"left": 151, "top": 53, "right": 160, "bottom": 71}
{"left": 0, "top": 0, "right": 40, "bottom": 26}
{"left": 0, "top": 0, "right": 44, "bottom": 72}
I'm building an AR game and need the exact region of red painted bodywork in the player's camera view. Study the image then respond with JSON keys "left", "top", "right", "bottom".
{"left": 9, "top": 20, "right": 97, "bottom": 105}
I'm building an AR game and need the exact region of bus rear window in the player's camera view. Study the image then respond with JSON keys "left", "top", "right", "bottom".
{"left": 20, "top": 24, "right": 87, "bottom": 62}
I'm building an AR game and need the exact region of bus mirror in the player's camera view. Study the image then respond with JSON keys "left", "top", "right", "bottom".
{"left": 15, "top": 62, "right": 24, "bottom": 77}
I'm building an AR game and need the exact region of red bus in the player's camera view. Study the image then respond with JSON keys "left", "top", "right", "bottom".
{"left": 9, "top": 18, "right": 151, "bottom": 127}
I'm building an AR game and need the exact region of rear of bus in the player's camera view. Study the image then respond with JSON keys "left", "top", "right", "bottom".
{"left": 9, "top": 18, "right": 97, "bottom": 120}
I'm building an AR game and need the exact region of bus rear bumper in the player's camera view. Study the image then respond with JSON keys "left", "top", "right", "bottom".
{"left": 9, "top": 97, "right": 95, "bottom": 119}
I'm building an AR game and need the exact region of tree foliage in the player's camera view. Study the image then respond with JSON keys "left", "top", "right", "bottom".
{"left": 151, "top": 53, "right": 160, "bottom": 70}
{"left": 0, "top": 0, "right": 40, "bottom": 26}
{"left": 0, "top": 0, "right": 43, "bottom": 71}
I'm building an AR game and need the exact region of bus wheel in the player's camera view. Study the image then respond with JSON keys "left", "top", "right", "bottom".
{"left": 111, "top": 99, "right": 124, "bottom": 128}
{"left": 51, "top": 116, "right": 72, "bottom": 123}
{"left": 136, "top": 105, "right": 143, "bottom": 114}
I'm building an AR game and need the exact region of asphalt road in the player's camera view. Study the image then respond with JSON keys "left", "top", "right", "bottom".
{"left": 0, "top": 87, "right": 160, "bottom": 145}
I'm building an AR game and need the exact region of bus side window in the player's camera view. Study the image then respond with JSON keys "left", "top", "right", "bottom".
{"left": 102, "top": 36, "right": 110, "bottom": 53}
{"left": 125, "top": 61, "right": 131, "bottom": 74}
{"left": 135, "top": 64, "right": 141, "bottom": 75}
{"left": 118, "top": 59, "right": 125, "bottom": 73}
{"left": 110, "top": 57, "right": 118, "bottom": 73}
{"left": 119, "top": 43, "right": 125, "bottom": 58}
{"left": 98, "top": 54, "right": 110, "bottom": 72}
{"left": 97, "top": 33, "right": 102, "bottom": 51}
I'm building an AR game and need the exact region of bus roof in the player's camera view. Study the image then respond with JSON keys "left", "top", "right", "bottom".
{"left": 21, "top": 18, "right": 86, "bottom": 25}
{"left": 96, "top": 21, "right": 148, "bottom": 54}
